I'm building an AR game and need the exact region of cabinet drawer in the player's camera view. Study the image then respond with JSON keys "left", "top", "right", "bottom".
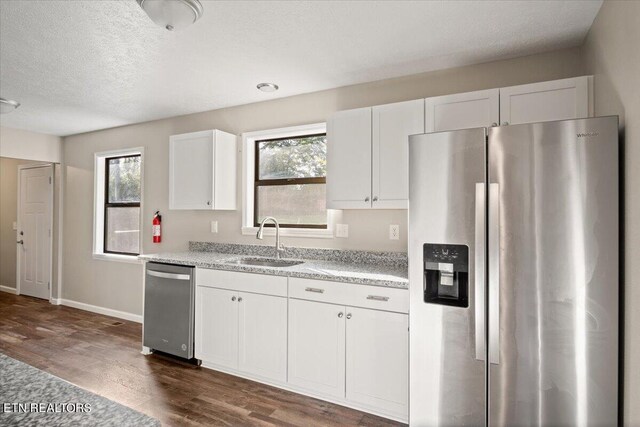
{"left": 196, "top": 268, "right": 287, "bottom": 297}
{"left": 289, "top": 278, "right": 408, "bottom": 313}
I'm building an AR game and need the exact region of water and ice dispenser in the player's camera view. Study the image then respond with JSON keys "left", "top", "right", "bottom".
{"left": 423, "top": 244, "right": 469, "bottom": 307}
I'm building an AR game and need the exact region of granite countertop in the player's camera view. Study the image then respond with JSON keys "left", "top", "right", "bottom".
{"left": 139, "top": 243, "right": 408, "bottom": 289}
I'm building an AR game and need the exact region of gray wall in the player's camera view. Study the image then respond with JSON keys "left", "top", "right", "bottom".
{"left": 62, "top": 47, "right": 586, "bottom": 316}
{"left": 583, "top": 1, "right": 640, "bottom": 424}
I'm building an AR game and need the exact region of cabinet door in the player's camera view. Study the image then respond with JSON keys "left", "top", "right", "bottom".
{"left": 212, "top": 130, "right": 237, "bottom": 210}
{"left": 327, "top": 107, "right": 372, "bottom": 209}
{"left": 372, "top": 100, "right": 424, "bottom": 209}
{"left": 288, "top": 299, "right": 346, "bottom": 397}
{"left": 500, "top": 76, "right": 592, "bottom": 125}
{"left": 169, "top": 131, "right": 214, "bottom": 210}
{"left": 346, "top": 307, "right": 408, "bottom": 418}
{"left": 425, "top": 89, "right": 499, "bottom": 132}
{"left": 195, "top": 286, "right": 238, "bottom": 369}
{"left": 238, "top": 292, "right": 287, "bottom": 382}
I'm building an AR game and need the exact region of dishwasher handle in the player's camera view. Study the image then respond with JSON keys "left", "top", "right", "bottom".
{"left": 147, "top": 270, "right": 191, "bottom": 281}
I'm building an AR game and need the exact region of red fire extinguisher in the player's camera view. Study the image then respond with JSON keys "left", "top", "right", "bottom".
{"left": 152, "top": 211, "right": 162, "bottom": 243}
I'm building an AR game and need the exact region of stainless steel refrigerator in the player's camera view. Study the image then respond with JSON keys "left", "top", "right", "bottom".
{"left": 408, "top": 116, "right": 619, "bottom": 427}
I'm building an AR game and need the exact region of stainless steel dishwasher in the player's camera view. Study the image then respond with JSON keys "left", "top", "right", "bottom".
{"left": 143, "top": 262, "right": 195, "bottom": 359}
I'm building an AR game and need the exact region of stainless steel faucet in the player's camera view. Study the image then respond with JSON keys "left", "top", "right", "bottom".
{"left": 256, "top": 217, "right": 285, "bottom": 259}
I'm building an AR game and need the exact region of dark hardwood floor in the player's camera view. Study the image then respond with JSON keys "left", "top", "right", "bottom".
{"left": 0, "top": 293, "right": 405, "bottom": 426}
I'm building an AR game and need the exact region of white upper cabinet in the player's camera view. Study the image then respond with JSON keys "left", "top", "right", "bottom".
{"left": 327, "top": 107, "right": 372, "bottom": 209}
{"left": 372, "top": 100, "right": 424, "bottom": 209}
{"left": 169, "top": 129, "right": 237, "bottom": 210}
{"left": 500, "top": 76, "right": 593, "bottom": 125}
{"left": 328, "top": 101, "right": 423, "bottom": 210}
{"left": 425, "top": 89, "right": 499, "bottom": 132}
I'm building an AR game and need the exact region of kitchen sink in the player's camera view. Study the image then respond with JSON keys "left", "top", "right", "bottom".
{"left": 226, "top": 257, "right": 304, "bottom": 268}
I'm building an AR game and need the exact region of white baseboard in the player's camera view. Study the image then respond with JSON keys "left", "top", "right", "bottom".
{"left": 0, "top": 285, "right": 18, "bottom": 294}
{"left": 50, "top": 298, "right": 61, "bottom": 305}
{"left": 59, "top": 299, "right": 142, "bottom": 323}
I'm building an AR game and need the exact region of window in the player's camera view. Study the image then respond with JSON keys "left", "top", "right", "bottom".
{"left": 93, "top": 148, "right": 143, "bottom": 261}
{"left": 104, "top": 155, "right": 141, "bottom": 255}
{"left": 254, "top": 134, "right": 327, "bottom": 228}
{"left": 242, "top": 123, "right": 333, "bottom": 238}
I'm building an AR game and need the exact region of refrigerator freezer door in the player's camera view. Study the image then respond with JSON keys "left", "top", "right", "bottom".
{"left": 488, "top": 117, "right": 618, "bottom": 427}
{"left": 409, "top": 128, "right": 486, "bottom": 427}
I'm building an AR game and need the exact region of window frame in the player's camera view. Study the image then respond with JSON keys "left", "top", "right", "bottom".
{"left": 253, "top": 133, "right": 327, "bottom": 229}
{"left": 93, "top": 147, "right": 144, "bottom": 263}
{"left": 241, "top": 123, "right": 335, "bottom": 239}
{"left": 103, "top": 154, "right": 142, "bottom": 256}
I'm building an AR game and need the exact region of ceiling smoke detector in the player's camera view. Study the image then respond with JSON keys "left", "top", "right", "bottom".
{"left": 0, "top": 98, "right": 20, "bottom": 114}
{"left": 137, "top": 0, "right": 203, "bottom": 31}
{"left": 257, "top": 83, "right": 279, "bottom": 93}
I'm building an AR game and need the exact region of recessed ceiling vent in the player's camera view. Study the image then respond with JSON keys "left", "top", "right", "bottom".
{"left": 137, "top": 0, "right": 204, "bottom": 31}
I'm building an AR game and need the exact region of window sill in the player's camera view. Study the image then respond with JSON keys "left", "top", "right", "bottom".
{"left": 93, "top": 252, "right": 143, "bottom": 264}
{"left": 241, "top": 226, "right": 334, "bottom": 239}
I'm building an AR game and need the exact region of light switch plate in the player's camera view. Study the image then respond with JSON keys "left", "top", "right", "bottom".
{"left": 210, "top": 221, "right": 218, "bottom": 233}
{"left": 389, "top": 224, "right": 400, "bottom": 240}
{"left": 336, "top": 224, "right": 349, "bottom": 238}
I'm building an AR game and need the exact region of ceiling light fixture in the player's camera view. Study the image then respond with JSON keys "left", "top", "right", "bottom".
{"left": 136, "top": 0, "right": 203, "bottom": 31}
{"left": 0, "top": 98, "right": 20, "bottom": 114}
{"left": 257, "top": 83, "right": 279, "bottom": 93}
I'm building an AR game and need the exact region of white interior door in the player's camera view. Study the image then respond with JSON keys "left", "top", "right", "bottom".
{"left": 18, "top": 165, "right": 53, "bottom": 300}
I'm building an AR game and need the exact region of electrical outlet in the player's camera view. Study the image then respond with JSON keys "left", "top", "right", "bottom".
{"left": 389, "top": 224, "right": 400, "bottom": 240}
{"left": 336, "top": 224, "right": 349, "bottom": 238}
{"left": 210, "top": 221, "right": 218, "bottom": 233}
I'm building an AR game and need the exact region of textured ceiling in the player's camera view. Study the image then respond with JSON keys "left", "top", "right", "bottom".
{"left": 0, "top": 0, "right": 602, "bottom": 136}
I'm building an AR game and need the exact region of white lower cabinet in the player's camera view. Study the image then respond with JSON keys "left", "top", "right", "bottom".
{"left": 195, "top": 283, "right": 287, "bottom": 383}
{"left": 195, "top": 286, "right": 239, "bottom": 369}
{"left": 345, "top": 306, "right": 409, "bottom": 418}
{"left": 288, "top": 298, "right": 346, "bottom": 397}
{"left": 238, "top": 292, "right": 287, "bottom": 382}
{"left": 195, "top": 269, "right": 409, "bottom": 422}
{"left": 288, "top": 298, "right": 409, "bottom": 420}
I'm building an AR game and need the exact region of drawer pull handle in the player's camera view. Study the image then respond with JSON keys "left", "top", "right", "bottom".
{"left": 367, "top": 295, "right": 389, "bottom": 302}
{"left": 305, "top": 287, "right": 325, "bottom": 294}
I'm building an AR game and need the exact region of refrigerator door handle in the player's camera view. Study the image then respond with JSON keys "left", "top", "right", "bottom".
{"left": 488, "top": 183, "right": 500, "bottom": 365}
{"left": 474, "top": 183, "right": 486, "bottom": 361}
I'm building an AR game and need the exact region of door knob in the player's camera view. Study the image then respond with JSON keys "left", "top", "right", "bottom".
{"left": 365, "top": 197, "right": 370, "bottom": 202}
{"left": 338, "top": 312, "right": 344, "bottom": 318}
{"left": 231, "top": 296, "right": 236, "bottom": 301}
{"left": 346, "top": 313, "right": 352, "bottom": 319}
{"left": 372, "top": 196, "right": 378, "bottom": 202}
{"left": 238, "top": 297, "right": 243, "bottom": 302}
{"left": 16, "top": 240, "right": 23, "bottom": 245}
